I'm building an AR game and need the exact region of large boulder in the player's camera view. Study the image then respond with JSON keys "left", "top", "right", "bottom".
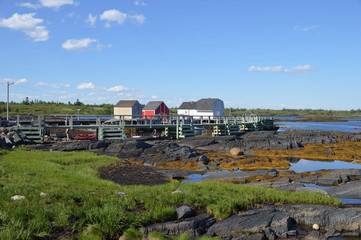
{"left": 277, "top": 204, "right": 361, "bottom": 232}
{"left": 207, "top": 207, "right": 296, "bottom": 239}
{"left": 141, "top": 214, "right": 216, "bottom": 237}
{"left": 176, "top": 205, "right": 195, "bottom": 220}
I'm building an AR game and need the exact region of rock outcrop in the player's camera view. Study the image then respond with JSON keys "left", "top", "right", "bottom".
{"left": 140, "top": 204, "right": 361, "bottom": 239}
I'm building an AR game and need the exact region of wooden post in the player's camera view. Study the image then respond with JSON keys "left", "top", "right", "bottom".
{"left": 70, "top": 116, "right": 73, "bottom": 129}
{"left": 176, "top": 115, "right": 179, "bottom": 139}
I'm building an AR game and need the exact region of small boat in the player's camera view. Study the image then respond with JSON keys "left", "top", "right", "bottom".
{"left": 74, "top": 133, "right": 97, "bottom": 140}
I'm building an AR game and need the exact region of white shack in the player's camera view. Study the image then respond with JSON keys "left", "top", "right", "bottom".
{"left": 177, "top": 98, "right": 225, "bottom": 118}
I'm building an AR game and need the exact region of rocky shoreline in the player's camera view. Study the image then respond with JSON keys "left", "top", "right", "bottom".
{"left": 4, "top": 129, "right": 361, "bottom": 239}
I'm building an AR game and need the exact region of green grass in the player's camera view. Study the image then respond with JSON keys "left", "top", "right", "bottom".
{"left": 0, "top": 149, "right": 341, "bottom": 239}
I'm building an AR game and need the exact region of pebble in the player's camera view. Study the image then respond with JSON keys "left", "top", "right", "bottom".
{"left": 312, "top": 223, "right": 320, "bottom": 230}
{"left": 11, "top": 195, "right": 25, "bottom": 201}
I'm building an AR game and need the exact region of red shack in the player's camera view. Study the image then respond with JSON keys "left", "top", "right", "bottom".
{"left": 142, "top": 101, "right": 170, "bottom": 119}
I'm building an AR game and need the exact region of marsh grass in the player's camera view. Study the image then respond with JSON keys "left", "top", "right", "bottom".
{"left": 0, "top": 149, "right": 340, "bottom": 239}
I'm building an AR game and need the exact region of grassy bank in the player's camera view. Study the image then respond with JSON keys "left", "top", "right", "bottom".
{"left": 0, "top": 149, "right": 340, "bottom": 239}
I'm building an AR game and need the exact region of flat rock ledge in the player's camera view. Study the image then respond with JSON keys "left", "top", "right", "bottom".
{"left": 25, "top": 130, "right": 361, "bottom": 167}
{"left": 141, "top": 204, "right": 361, "bottom": 239}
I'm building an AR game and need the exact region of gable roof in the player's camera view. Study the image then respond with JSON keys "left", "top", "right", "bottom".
{"left": 178, "top": 98, "right": 222, "bottom": 111}
{"left": 115, "top": 100, "right": 140, "bottom": 108}
{"left": 143, "top": 101, "right": 164, "bottom": 110}
{"left": 196, "top": 98, "right": 220, "bottom": 110}
{"left": 178, "top": 101, "right": 197, "bottom": 109}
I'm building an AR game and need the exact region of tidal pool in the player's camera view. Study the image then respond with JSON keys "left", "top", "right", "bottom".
{"left": 289, "top": 159, "right": 361, "bottom": 172}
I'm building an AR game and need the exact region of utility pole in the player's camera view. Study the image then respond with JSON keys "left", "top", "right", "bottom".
{"left": 6, "top": 81, "right": 14, "bottom": 121}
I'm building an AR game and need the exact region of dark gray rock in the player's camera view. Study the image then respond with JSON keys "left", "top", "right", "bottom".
{"left": 207, "top": 207, "right": 296, "bottom": 238}
{"left": 176, "top": 205, "right": 195, "bottom": 220}
{"left": 178, "top": 137, "right": 218, "bottom": 149}
{"left": 99, "top": 140, "right": 124, "bottom": 155}
{"left": 89, "top": 140, "right": 108, "bottom": 150}
{"left": 50, "top": 140, "right": 92, "bottom": 151}
{"left": 198, "top": 155, "right": 210, "bottom": 164}
{"left": 141, "top": 214, "right": 215, "bottom": 237}
{"left": 267, "top": 169, "right": 278, "bottom": 178}
{"left": 304, "top": 231, "right": 323, "bottom": 240}
{"left": 276, "top": 204, "right": 361, "bottom": 231}
{"left": 327, "top": 180, "right": 361, "bottom": 199}
{"left": 300, "top": 169, "right": 361, "bottom": 186}
{"left": 138, "top": 141, "right": 198, "bottom": 164}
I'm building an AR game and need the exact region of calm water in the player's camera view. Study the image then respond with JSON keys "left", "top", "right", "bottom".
{"left": 289, "top": 159, "right": 361, "bottom": 172}
{"left": 276, "top": 120, "right": 361, "bottom": 133}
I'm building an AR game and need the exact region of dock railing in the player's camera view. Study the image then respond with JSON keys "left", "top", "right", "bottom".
{"left": 9, "top": 114, "right": 274, "bottom": 141}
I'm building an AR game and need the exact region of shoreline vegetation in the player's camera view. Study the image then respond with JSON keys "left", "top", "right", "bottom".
{"left": 0, "top": 149, "right": 340, "bottom": 239}
{"left": 1, "top": 101, "right": 361, "bottom": 121}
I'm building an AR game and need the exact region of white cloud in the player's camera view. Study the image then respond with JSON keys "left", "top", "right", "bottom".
{"left": 248, "top": 65, "right": 283, "bottom": 73}
{"left": 52, "top": 83, "right": 71, "bottom": 88}
{"left": 35, "top": 81, "right": 71, "bottom": 88}
{"left": 294, "top": 25, "right": 321, "bottom": 32}
{"left": 15, "top": 78, "right": 28, "bottom": 85}
{"left": 62, "top": 38, "right": 97, "bottom": 50}
{"left": 107, "top": 85, "right": 128, "bottom": 92}
{"left": 285, "top": 64, "right": 313, "bottom": 73}
{"left": 0, "top": 13, "right": 49, "bottom": 41}
{"left": 3, "top": 77, "right": 28, "bottom": 85}
{"left": 134, "top": 1, "right": 147, "bottom": 6}
{"left": 18, "top": 2, "right": 42, "bottom": 9}
{"left": 39, "top": 0, "right": 74, "bottom": 8}
{"left": 20, "top": 0, "right": 74, "bottom": 9}
{"left": 96, "top": 43, "right": 112, "bottom": 51}
{"left": 86, "top": 14, "right": 97, "bottom": 27}
{"left": 100, "top": 9, "right": 127, "bottom": 26}
{"left": 99, "top": 9, "right": 146, "bottom": 27}
{"left": 77, "top": 82, "right": 94, "bottom": 89}
{"left": 151, "top": 95, "right": 158, "bottom": 99}
{"left": 248, "top": 64, "right": 313, "bottom": 74}
{"left": 129, "top": 14, "right": 146, "bottom": 24}
{"left": 35, "top": 81, "right": 48, "bottom": 86}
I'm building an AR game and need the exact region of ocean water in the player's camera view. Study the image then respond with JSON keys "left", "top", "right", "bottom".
{"left": 276, "top": 120, "right": 361, "bottom": 133}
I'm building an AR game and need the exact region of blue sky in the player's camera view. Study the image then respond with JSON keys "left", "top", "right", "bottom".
{"left": 0, "top": 0, "right": 360, "bottom": 110}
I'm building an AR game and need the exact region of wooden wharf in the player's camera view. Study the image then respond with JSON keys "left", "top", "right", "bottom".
{"left": 10, "top": 114, "right": 275, "bottom": 142}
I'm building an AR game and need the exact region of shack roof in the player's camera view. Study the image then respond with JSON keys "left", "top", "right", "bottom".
{"left": 178, "top": 98, "right": 222, "bottom": 111}
{"left": 178, "top": 101, "right": 197, "bottom": 109}
{"left": 143, "top": 101, "right": 164, "bottom": 110}
{"left": 196, "top": 98, "right": 221, "bottom": 110}
{"left": 115, "top": 100, "right": 140, "bottom": 108}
